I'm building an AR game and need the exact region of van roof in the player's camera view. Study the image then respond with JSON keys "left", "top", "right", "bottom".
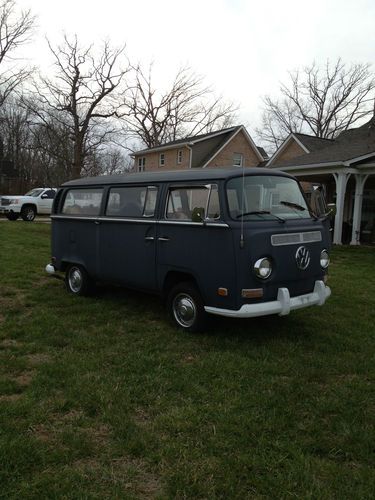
{"left": 62, "top": 167, "right": 293, "bottom": 187}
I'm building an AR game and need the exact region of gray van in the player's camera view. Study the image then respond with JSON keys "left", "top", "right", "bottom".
{"left": 46, "top": 168, "right": 332, "bottom": 331}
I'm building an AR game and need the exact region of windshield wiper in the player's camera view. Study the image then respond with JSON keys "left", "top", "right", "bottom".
{"left": 280, "top": 200, "right": 318, "bottom": 221}
{"left": 236, "top": 210, "right": 285, "bottom": 223}
{"left": 280, "top": 200, "right": 306, "bottom": 211}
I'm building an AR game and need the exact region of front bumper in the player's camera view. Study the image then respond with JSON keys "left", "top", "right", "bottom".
{"left": 1, "top": 206, "right": 19, "bottom": 214}
{"left": 204, "top": 280, "right": 331, "bottom": 318}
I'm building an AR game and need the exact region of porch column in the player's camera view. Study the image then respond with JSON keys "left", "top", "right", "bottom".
{"left": 332, "top": 172, "right": 351, "bottom": 244}
{"left": 350, "top": 174, "right": 369, "bottom": 245}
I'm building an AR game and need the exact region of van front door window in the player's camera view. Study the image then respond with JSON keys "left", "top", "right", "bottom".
{"left": 166, "top": 185, "right": 220, "bottom": 221}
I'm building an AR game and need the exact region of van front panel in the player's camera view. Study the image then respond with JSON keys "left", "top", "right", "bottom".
{"left": 230, "top": 218, "right": 331, "bottom": 309}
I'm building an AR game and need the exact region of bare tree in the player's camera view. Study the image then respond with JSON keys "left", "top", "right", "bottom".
{"left": 0, "top": 0, "right": 35, "bottom": 106}
{"left": 28, "top": 35, "right": 130, "bottom": 178}
{"left": 0, "top": 96, "right": 71, "bottom": 188}
{"left": 122, "top": 64, "right": 238, "bottom": 149}
{"left": 256, "top": 59, "right": 375, "bottom": 151}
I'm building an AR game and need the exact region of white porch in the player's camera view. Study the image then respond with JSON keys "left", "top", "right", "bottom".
{"left": 274, "top": 163, "right": 375, "bottom": 245}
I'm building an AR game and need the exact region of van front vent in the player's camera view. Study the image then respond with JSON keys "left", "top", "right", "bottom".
{"left": 271, "top": 231, "right": 322, "bottom": 246}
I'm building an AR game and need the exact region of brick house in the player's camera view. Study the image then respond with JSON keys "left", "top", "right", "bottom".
{"left": 132, "top": 125, "right": 268, "bottom": 172}
{"left": 267, "top": 117, "right": 375, "bottom": 245}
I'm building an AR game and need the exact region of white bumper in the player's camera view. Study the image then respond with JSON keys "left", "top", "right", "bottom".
{"left": 45, "top": 264, "right": 56, "bottom": 275}
{"left": 3, "top": 204, "right": 21, "bottom": 214}
{"left": 204, "top": 280, "right": 331, "bottom": 319}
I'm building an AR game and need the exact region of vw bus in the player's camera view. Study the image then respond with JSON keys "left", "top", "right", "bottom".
{"left": 46, "top": 168, "right": 332, "bottom": 331}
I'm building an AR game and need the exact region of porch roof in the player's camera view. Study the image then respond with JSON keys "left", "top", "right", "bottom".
{"left": 270, "top": 116, "right": 375, "bottom": 169}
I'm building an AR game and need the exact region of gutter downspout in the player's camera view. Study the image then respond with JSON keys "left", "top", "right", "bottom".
{"left": 187, "top": 143, "right": 193, "bottom": 168}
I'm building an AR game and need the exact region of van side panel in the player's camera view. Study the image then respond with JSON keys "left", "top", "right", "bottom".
{"left": 157, "top": 223, "right": 237, "bottom": 309}
{"left": 52, "top": 219, "right": 99, "bottom": 277}
{"left": 98, "top": 220, "right": 157, "bottom": 290}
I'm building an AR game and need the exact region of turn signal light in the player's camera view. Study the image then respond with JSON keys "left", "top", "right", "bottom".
{"left": 218, "top": 288, "right": 228, "bottom": 296}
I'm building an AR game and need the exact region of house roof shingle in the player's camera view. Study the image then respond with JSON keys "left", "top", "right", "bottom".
{"left": 293, "top": 133, "right": 335, "bottom": 152}
{"left": 191, "top": 127, "right": 241, "bottom": 168}
{"left": 134, "top": 126, "right": 240, "bottom": 155}
{"left": 272, "top": 116, "right": 375, "bottom": 168}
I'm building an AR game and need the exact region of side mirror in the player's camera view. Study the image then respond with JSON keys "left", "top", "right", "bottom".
{"left": 191, "top": 207, "right": 205, "bottom": 223}
{"left": 327, "top": 203, "right": 336, "bottom": 217}
{"left": 41, "top": 194, "right": 48, "bottom": 199}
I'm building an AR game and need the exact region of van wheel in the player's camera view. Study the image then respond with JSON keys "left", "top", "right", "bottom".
{"left": 6, "top": 212, "right": 19, "bottom": 221}
{"left": 167, "top": 282, "right": 207, "bottom": 332}
{"left": 21, "top": 205, "right": 36, "bottom": 221}
{"left": 65, "top": 264, "right": 93, "bottom": 296}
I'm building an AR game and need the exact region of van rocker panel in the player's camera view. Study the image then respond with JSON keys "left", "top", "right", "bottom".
{"left": 204, "top": 280, "right": 331, "bottom": 318}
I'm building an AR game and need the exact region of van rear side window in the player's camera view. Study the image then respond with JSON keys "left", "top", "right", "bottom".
{"left": 106, "top": 186, "right": 158, "bottom": 218}
{"left": 62, "top": 189, "right": 103, "bottom": 215}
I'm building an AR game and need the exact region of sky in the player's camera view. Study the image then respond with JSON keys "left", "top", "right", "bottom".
{"left": 15, "top": 0, "right": 375, "bottom": 136}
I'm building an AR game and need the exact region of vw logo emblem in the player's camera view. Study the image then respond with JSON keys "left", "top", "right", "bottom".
{"left": 295, "top": 246, "right": 310, "bottom": 270}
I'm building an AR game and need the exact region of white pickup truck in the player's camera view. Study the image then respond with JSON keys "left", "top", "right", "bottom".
{"left": 0, "top": 188, "right": 57, "bottom": 221}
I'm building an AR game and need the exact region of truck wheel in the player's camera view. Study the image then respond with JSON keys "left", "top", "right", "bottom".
{"left": 65, "top": 264, "right": 93, "bottom": 296}
{"left": 21, "top": 205, "right": 36, "bottom": 221}
{"left": 6, "top": 212, "right": 19, "bottom": 221}
{"left": 167, "top": 281, "right": 207, "bottom": 332}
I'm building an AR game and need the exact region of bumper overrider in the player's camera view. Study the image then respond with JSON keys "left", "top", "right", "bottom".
{"left": 45, "top": 263, "right": 64, "bottom": 281}
{"left": 204, "top": 280, "right": 331, "bottom": 318}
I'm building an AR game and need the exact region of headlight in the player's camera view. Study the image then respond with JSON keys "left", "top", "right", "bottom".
{"left": 320, "top": 249, "right": 330, "bottom": 269}
{"left": 254, "top": 257, "right": 272, "bottom": 279}
{"left": 10, "top": 198, "right": 20, "bottom": 204}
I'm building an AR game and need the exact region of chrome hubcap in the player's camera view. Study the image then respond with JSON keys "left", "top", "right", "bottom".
{"left": 69, "top": 268, "right": 82, "bottom": 293}
{"left": 173, "top": 293, "right": 196, "bottom": 328}
{"left": 26, "top": 209, "right": 34, "bottom": 220}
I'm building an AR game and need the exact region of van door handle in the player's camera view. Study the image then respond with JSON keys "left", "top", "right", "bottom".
{"left": 158, "top": 237, "right": 170, "bottom": 242}
{"left": 94, "top": 220, "right": 100, "bottom": 225}
{"left": 145, "top": 236, "right": 155, "bottom": 241}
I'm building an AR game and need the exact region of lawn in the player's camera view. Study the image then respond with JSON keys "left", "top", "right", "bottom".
{"left": 0, "top": 222, "right": 374, "bottom": 499}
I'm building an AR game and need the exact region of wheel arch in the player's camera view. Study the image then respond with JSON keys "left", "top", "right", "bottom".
{"left": 60, "top": 259, "right": 86, "bottom": 273}
{"left": 21, "top": 203, "right": 38, "bottom": 213}
{"left": 162, "top": 270, "right": 202, "bottom": 302}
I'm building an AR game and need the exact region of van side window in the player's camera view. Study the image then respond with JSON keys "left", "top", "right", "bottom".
{"left": 106, "top": 186, "right": 158, "bottom": 218}
{"left": 62, "top": 189, "right": 103, "bottom": 215}
{"left": 166, "top": 185, "right": 220, "bottom": 221}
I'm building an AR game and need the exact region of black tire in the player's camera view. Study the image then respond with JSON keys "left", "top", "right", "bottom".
{"left": 21, "top": 205, "right": 36, "bottom": 222}
{"left": 6, "top": 212, "right": 19, "bottom": 221}
{"left": 166, "top": 281, "right": 207, "bottom": 332}
{"left": 65, "top": 264, "right": 93, "bottom": 296}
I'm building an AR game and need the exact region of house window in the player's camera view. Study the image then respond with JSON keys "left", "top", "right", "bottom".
{"left": 177, "top": 150, "right": 183, "bottom": 165}
{"left": 159, "top": 153, "right": 165, "bottom": 167}
{"left": 233, "top": 153, "right": 243, "bottom": 167}
{"left": 137, "top": 157, "right": 146, "bottom": 172}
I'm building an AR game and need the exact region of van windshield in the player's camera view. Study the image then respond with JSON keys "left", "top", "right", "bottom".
{"left": 227, "top": 175, "right": 311, "bottom": 221}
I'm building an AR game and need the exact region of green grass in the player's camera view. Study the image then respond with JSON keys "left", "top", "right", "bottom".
{"left": 0, "top": 222, "right": 374, "bottom": 499}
